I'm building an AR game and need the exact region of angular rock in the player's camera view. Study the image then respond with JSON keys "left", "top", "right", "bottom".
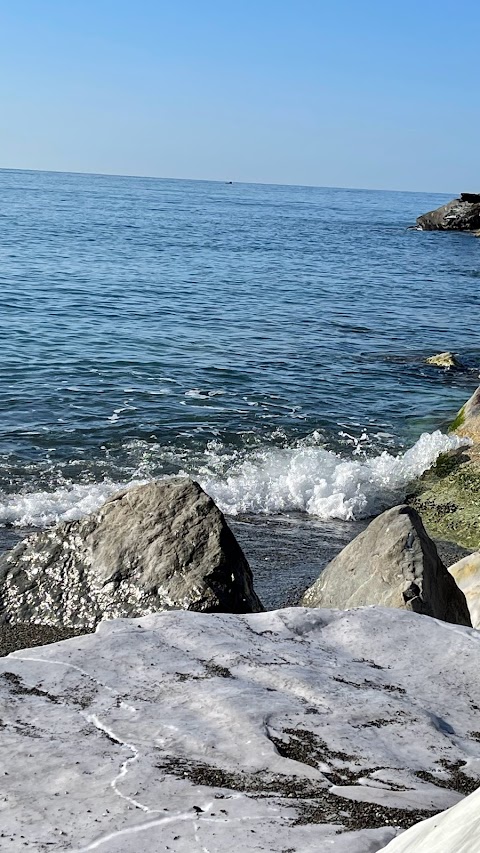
{"left": 300, "top": 505, "right": 471, "bottom": 626}
{"left": 416, "top": 196, "right": 480, "bottom": 231}
{"left": 447, "top": 551, "right": 480, "bottom": 629}
{"left": 0, "top": 478, "right": 263, "bottom": 627}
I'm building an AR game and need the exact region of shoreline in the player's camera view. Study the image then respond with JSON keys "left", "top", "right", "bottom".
{"left": 0, "top": 383, "right": 477, "bottom": 654}
{"left": 1, "top": 391, "right": 479, "bottom": 853}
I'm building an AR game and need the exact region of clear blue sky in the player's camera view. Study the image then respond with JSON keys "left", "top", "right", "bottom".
{"left": 0, "top": 0, "right": 478, "bottom": 191}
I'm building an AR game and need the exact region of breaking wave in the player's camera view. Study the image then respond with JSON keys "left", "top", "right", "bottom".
{"left": 0, "top": 480, "right": 145, "bottom": 528}
{"left": 200, "top": 430, "right": 468, "bottom": 519}
{"left": 0, "top": 430, "right": 468, "bottom": 528}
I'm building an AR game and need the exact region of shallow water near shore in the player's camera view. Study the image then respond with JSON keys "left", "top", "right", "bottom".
{"left": 1, "top": 168, "right": 480, "bottom": 604}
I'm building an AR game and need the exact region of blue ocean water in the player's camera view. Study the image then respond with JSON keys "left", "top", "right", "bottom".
{"left": 0, "top": 169, "right": 479, "bottom": 549}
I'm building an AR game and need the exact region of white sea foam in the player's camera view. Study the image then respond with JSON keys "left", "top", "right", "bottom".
{"left": 0, "top": 481, "right": 144, "bottom": 528}
{"left": 0, "top": 431, "right": 469, "bottom": 528}
{"left": 184, "top": 389, "right": 225, "bottom": 399}
{"left": 200, "top": 430, "right": 470, "bottom": 519}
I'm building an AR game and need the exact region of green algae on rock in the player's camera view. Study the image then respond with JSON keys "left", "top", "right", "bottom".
{"left": 449, "top": 405, "right": 466, "bottom": 432}
{"left": 407, "top": 448, "right": 480, "bottom": 550}
{"left": 452, "top": 386, "right": 480, "bottom": 444}
{"left": 407, "top": 386, "right": 480, "bottom": 550}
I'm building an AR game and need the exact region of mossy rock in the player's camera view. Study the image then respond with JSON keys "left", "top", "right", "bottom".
{"left": 453, "top": 386, "right": 480, "bottom": 444}
{"left": 407, "top": 448, "right": 480, "bottom": 550}
{"left": 449, "top": 405, "right": 466, "bottom": 432}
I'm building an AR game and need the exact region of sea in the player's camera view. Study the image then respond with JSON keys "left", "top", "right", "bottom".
{"left": 1, "top": 168, "right": 479, "bottom": 608}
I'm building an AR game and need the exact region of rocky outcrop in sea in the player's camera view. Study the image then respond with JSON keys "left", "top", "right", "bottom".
{"left": 416, "top": 192, "right": 480, "bottom": 231}
{"left": 425, "top": 350, "right": 463, "bottom": 369}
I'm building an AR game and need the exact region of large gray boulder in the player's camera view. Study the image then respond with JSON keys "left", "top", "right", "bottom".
{"left": 300, "top": 505, "right": 471, "bottom": 626}
{"left": 416, "top": 193, "right": 480, "bottom": 231}
{"left": 0, "top": 478, "right": 263, "bottom": 627}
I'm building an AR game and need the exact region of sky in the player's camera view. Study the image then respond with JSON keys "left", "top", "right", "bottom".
{"left": 0, "top": 0, "right": 478, "bottom": 192}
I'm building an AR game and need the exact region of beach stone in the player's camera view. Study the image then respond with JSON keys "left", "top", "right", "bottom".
{"left": 425, "top": 351, "right": 462, "bottom": 369}
{"left": 300, "top": 505, "right": 471, "bottom": 626}
{"left": 416, "top": 195, "right": 480, "bottom": 231}
{"left": 447, "top": 552, "right": 480, "bottom": 629}
{"left": 0, "top": 478, "right": 263, "bottom": 627}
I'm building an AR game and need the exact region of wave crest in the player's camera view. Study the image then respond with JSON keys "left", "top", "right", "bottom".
{"left": 0, "top": 431, "right": 468, "bottom": 527}
{"left": 200, "top": 430, "right": 468, "bottom": 519}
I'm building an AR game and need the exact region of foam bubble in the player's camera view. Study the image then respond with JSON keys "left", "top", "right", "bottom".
{"left": 184, "top": 389, "right": 225, "bottom": 399}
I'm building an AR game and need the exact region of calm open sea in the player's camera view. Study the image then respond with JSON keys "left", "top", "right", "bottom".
{"left": 1, "top": 169, "right": 479, "bottom": 604}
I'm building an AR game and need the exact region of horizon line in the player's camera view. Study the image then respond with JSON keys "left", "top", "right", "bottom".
{"left": 0, "top": 165, "right": 458, "bottom": 197}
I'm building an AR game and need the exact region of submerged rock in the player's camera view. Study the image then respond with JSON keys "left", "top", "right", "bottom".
{"left": 447, "top": 551, "right": 480, "bottom": 629}
{"left": 300, "top": 505, "right": 471, "bottom": 626}
{"left": 0, "top": 478, "right": 263, "bottom": 627}
{"left": 416, "top": 194, "right": 480, "bottom": 231}
{"left": 425, "top": 351, "right": 462, "bottom": 369}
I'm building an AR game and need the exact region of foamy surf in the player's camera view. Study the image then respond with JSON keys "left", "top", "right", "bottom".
{"left": 0, "top": 480, "right": 145, "bottom": 528}
{"left": 0, "top": 431, "right": 469, "bottom": 527}
{"left": 200, "top": 430, "right": 469, "bottom": 520}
